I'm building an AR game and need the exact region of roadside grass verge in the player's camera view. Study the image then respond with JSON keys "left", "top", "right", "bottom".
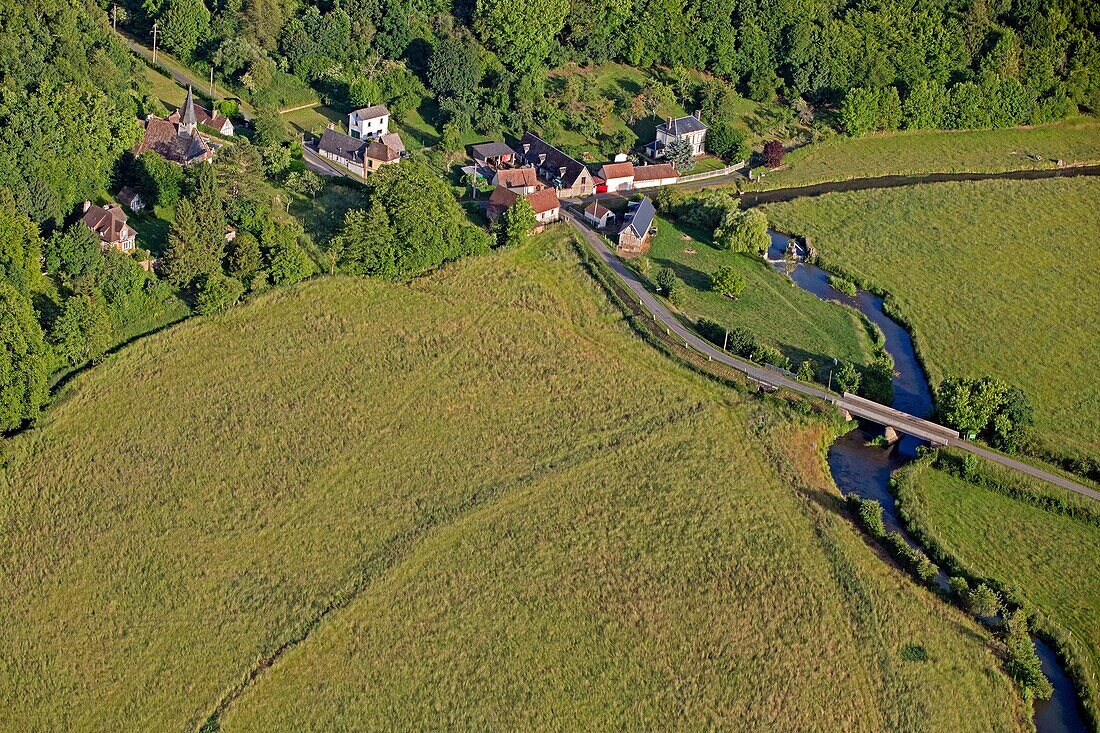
{"left": 754, "top": 117, "right": 1100, "bottom": 189}
{"left": 0, "top": 230, "right": 1024, "bottom": 731}
{"left": 645, "top": 214, "right": 880, "bottom": 374}
{"left": 765, "top": 177, "right": 1100, "bottom": 460}
{"left": 894, "top": 455, "right": 1100, "bottom": 726}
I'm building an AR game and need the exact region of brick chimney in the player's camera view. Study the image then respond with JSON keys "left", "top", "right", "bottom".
{"left": 83, "top": 200, "right": 91, "bottom": 212}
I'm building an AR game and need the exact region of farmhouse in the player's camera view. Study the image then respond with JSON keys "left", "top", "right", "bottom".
{"left": 633, "top": 163, "right": 678, "bottom": 189}
{"left": 647, "top": 111, "right": 707, "bottom": 159}
{"left": 492, "top": 167, "right": 539, "bottom": 194}
{"left": 80, "top": 201, "right": 137, "bottom": 253}
{"left": 348, "top": 105, "right": 390, "bottom": 140}
{"left": 486, "top": 186, "right": 561, "bottom": 231}
{"left": 471, "top": 141, "right": 518, "bottom": 169}
{"left": 319, "top": 127, "right": 403, "bottom": 176}
{"left": 598, "top": 161, "right": 635, "bottom": 192}
{"left": 617, "top": 196, "right": 656, "bottom": 254}
{"left": 583, "top": 201, "right": 613, "bottom": 228}
{"left": 517, "top": 132, "right": 594, "bottom": 197}
{"left": 133, "top": 87, "right": 213, "bottom": 166}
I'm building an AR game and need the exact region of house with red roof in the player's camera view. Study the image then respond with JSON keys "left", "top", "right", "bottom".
{"left": 80, "top": 201, "right": 137, "bottom": 253}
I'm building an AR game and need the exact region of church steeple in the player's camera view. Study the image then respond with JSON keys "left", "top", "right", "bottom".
{"left": 179, "top": 86, "right": 198, "bottom": 137}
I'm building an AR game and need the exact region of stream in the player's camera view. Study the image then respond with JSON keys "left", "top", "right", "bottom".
{"left": 767, "top": 232, "right": 1087, "bottom": 733}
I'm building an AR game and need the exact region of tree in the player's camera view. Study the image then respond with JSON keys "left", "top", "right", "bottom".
{"left": 797, "top": 360, "right": 816, "bottom": 382}
{"left": 49, "top": 293, "right": 112, "bottom": 367}
{"left": 710, "top": 265, "right": 746, "bottom": 298}
{"left": 966, "top": 583, "right": 1001, "bottom": 617}
{"left": 840, "top": 87, "right": 879, "bottom": 136}
{"left": 835, "top": 362, "right": 861, "bottom": 393}
{"left": 136, "top": 152, "right": 184, "bottom": 207}
{"left": 473, "top": 0, "right": 569, "bottom": 72}
{"left": 43, "top": 224, "right": 104, "bottom": 287}
{"left": 427, "top": 36, "right": 484, "bottom": 102}
{"left": 286, "top": 170, "right": 324, "bottom": 199}
{"left": 0, "top": 191, "right": 43, "bottom": 293}
{"left": 227, "top": 231, "right": 262, "bottom": 281}
{"left": 0, "top": 283, "right": 48, "bottom": 431}
{"left": 665, "top": 138, "right": 696, "bottom": 172}
{"left": 706, "top": 122, "right": 749, "bottom": 162}
{"left": 903, "top": 80, "right": 947, "bottom": 130}
{"left": 762, "top": 140, "right": 785, "bottom": 168}
{"left": 160, "top": 0, "right": 211, "bottom": 60}
{"left": 498, "top": 198, "right": 537, "bottom": 248}
{"left": 267, "top": 231, "right": 314, "bottom": 286}
{"left": 163, "top": 198, "right": 216, "bottom": 287}
{"left": 195, "top": 272, "right": 244, "bottom": 314}
{"left": 654, "top": 266, "right": 677, "bottom": 295}
{"left": 714, "top": 208, "right": 770, "bottom": 255}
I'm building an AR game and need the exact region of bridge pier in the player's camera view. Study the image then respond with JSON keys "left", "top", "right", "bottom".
{"left": 840, "top": 408, "right": 853, "bottom": 422}
{"left": 883, "top": 426, "right": 899, "bottom": 444}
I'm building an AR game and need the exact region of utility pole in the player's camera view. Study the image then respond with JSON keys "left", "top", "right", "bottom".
{"left": 209, "top": 67, "right": 215, "bottom": 97}
{"left": 723, "top": 330, "right": 729, "bottom": 352}
{"left": 111, "top": 3, "right": 117, "bottom": 31}
{"left": 151, "top": 21, "right": 159, "bottom": 64}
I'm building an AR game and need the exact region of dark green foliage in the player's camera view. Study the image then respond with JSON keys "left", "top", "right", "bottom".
{"left": 857, "top": 497, "right": 886, "bottom": 537}
{"left": 49, "top": 293, "right": 113, "bottom": 367}
{"left": 936, "top": 376, "right": 1034, "bottom": 451}
{"left": 966, "top": 583, "right": 1001, "bottom": 618}
{"left": 1003, "top": 609, "right": 1054, "bottom": 701}
{"left": 227, "top": 231, "right": 263, "bottom": 282}
{"left": 43, "top": 225, "right": 105, "bottom": 288}
{"left": 834, "top": 362, "right": 861, "bottom": 394}
{"left": 136, "top": 153, "right": 185, "bottom": 208}
{"left": 497, "top": 198, "right": 537, "bottom": 248}
{"left": 710, "top": 265, "right": 745, "bottom": 298}
{"left": 665, "top": 138, "right": 695, "bottom": 172}
{"left": 473, "top": 0, "right": 569, "bottom": 72}
{"left": 706, "top": 122, "right": 749, "bottom": 162}
{"left": 0, "top": 191, "right": 44, "bottom": 293}
{"left": 900, "top": 644, "right": 929, "bottom": 662}
{"left": 859, "top": 355, "right": 895, "bottom": 406}
{"left": 0, "top": 282, "right": 48, "bottom": 430}
{"left": 333, "top": 162, "right": 490, "bottom": 278}
{"left": 195, "top": 272, "right": 245, "bottom": 315}
{"left": 654, "top": 266, "right": 677, "bottom": 296}
{"left": 428, "top": 35, "right": 485, "bottom": 102}
{"left": 163, "top": 198, "right": 219, "bottom": 287}
{"left": 751, "top": 343, "right": 790, "bottom": 371}
{"left": 948, "top": 575, "right": 970, "bottom": 599}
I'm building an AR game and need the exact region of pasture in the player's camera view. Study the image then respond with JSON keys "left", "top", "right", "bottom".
{"left": 645, "top": 215, "right": 880, "bottom": 373}
{"left": 894, "top": 458, "right": 1100, "bottom": 724}
{"left": 766, "top": 177, "right": 1100, "bottom": 459}
{"left": 0, "top": 231, "right": 1025, "bottom": 731}
{"left": 755, "top": 117, "right": 1100, "bottom": 189}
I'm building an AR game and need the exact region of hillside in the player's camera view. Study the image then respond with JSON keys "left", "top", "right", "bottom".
{"left": 766, "top": 177, "right": 1100, "bottom": 461}
{"left": 0, "top": 231, "right": 1026, "bottom": 731}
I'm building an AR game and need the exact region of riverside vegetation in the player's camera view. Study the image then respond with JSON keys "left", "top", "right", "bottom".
{"left": 0, "top": 231, "right": 1029, "bottom": 731}
{"left": 766, "top": 176, "right": 1100, "bottom": 474}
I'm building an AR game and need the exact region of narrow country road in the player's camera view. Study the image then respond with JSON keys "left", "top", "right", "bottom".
{"left": 564, "top": 213, "right": 1100, "bottom": 502}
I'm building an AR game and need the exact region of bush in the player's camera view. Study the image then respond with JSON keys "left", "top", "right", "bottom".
{"left": 751, "top": 343, "right": 791, "bottom": 371}
{"left": 834, "top": 362, "right": 861, "bottom": 393}
{"left": 796, "top": 359, "right": 816, "bottom": 382}
{"left": 195, "top": 272, "right": 244, "bottom": 315}
{"left": 654, "top": 266, "right": 677, "bottom": 295}
{"left": 966, "top": 583, "right": 1001, "bottom": 618}
{"left": 948, "top": 575, "right": 970, "bottom": 599}
{"left": 763, "top": 140, "right": 785, "bottom": 167}
{"left": 711, "top": 265, "right": 746, "bottom": 298}
{"left": 857, "top": 498, "right": 886, "bottom": 537}
{"left": 828, "top": 275, "right": 857, "bottom": 296}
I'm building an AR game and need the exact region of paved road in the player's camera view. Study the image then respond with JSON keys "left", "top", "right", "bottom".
{"left": 565, "top": 213, "right": 1100, "bottom": 501}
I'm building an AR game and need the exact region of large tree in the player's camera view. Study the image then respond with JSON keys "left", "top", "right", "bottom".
{"left": 0, "top": 282, "right": 48, "bottom": 431}
{"left": 474, "top": 0, "right": 569, "bottom": 72}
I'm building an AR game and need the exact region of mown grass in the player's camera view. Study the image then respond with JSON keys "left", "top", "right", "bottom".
{"left": 766, "top": 177, "right": 1100, "bottom": 457}
{"left": 894, "top": 460, "right": 1100, "bottom": 724}
{"left": 143, "top": 65, "right": 187, "bottom": 110}
{"left": 0, "top": 231, "right": 1025, "bottom": 731}
{"left": 646, "top": 214, "right": 880, "bottom": 372}
{"left": 755, "top": 117, "right": 1100, "bottom": 189}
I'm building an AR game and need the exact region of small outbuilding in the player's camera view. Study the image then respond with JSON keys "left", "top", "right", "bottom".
{"left": 583, "top": 201, "right": 613, "bottom": 229}
{"left": 617, "top": 196, "right": 656, "bottom": 255}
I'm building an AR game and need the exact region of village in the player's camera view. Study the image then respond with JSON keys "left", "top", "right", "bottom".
{"left": 81, "top": 84, "right": 741, "bottom": 264}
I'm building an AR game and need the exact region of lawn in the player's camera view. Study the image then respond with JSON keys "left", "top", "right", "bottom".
{"left": 766, "top": 177, "right": 1100, "bottom": 459}
{"left": 894, "top": 458, "right": 1100, "bottom": 724}
{"left": 755, "top": 117, "right": 1100, "bottom": 189}
{"left": 143, "top": 65, "right": 186, "bottom": 110}
{"left": 0, "top": 231, "right": 1025, "bottom": 731}
{"left": 645, "top": 214, "right": 880, "bottom": 374}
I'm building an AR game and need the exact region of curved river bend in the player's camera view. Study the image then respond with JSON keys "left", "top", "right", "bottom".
{"left": 767, "top": 232, "right": 1087, "bottom": 733}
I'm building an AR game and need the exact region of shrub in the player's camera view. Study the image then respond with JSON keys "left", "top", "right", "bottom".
{"left": 195, "top": 272, "right": 244, "bottom": 315}
{"left": 763, "top": 140, "right": 785, "bottom": 167}
{"left": 711, "top": 265, "right": 746, "bottom": 298}
{"left": 654, "top": 266, "right": 677, "bottom": 295}
{"left": 714, "top": 208, "right": 770, "bottom": 255}
{"left": 796, "top": 359, "right": 816, "bottom": 382}
{"left": 834, "top": 362, "right": 861, "bottom": 393}
{"left": 966, "top": 583, "right": 1001, "bottom": 618}
{"left": 857, "top": 498, "right": 886, "bottom": 537}
{"left": 751, "top": 344, "right": 790, "bottom": 371}
{"left": 948, "top": 575, "right": 970, "bottom": 599}
{"left": 696, "top": 317, "right": 725, "bottom": 346}
{"left": 828, "top": 275, "right": 857, "bottom": 297}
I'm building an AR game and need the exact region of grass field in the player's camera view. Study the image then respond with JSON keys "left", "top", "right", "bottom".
{"left": 894, "top": 459, "right": 1100, "bottom": 723}
{"left": 0, "top": 231, "right": 1027, "bottom": 731}
{"left": 646, "top": 215, "right": 880, "bottom": 373}
{"left": 755, "top": 117, "right": 1100, "bottom": 189}
{"left": 143, "top": 65, "right": 187, "bottom": 110}
{"left": 766, "top": 177, "right": 1100, "bottom": 457}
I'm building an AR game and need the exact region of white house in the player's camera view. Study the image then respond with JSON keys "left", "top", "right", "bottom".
{"left": 492, "top": 167, "right": 539, "bottom": 194}
{"left": 583, "top": 201, "right": 613, "bottom": 228}
{"left": 348, "top": 105, "right": 390, "bottom": 140}
{"left": 598, "top": 161, "right": 635, "bottom": 192}
{"left": 647, "top": 111, "right": 707, "bottom": 158}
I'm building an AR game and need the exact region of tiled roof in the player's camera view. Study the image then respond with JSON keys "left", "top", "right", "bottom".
{"left": 134, "top": 117, "right": 210, "bottom": 165}
{"left": 526, "top": 188, "right": 560, "bottom": 215}
{"left": 381, "top": 131, "right": 405, "bottom": 155}
{"left": 621, "top": 196, "right": 656, "bottom": 239}
{"left": 633, "top": 163, "right": 678, "bottom": 181}
{"left": 168, "top": 103, "right": 231, "bottom": 133}
{"left": 351, "top": 105, "right": 389, "bottom": 120}
{"left": 495, "top": 168, "right": 538, "bottom": 187}
{"left": 117, "top": 187, "right": 142, "bottom": 208}
{"left": 659, "top": 115, "right": 708, "bottom": 135}
{"left": 471, "top": 141, "right": 517, "bottom": 160}
{"left": 488, "top": 186, "right": 520, "bottom": 208}
{"left": 600, "top": 162, "right": 635, "bottom": 179}
{"left": 366, "top": 139, "right": 400, "bottom": 162}
{"left": 584, "top": 201, "right": 611, "bottom": 217}
{"left": 81, "top": 203, "right": 132, "bottom": 244}
{"left": 517, "top": 132, "right": 588, "bottom": 185}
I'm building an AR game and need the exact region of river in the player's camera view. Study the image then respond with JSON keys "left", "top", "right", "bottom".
{"left": 767, "top": 232, "right": 1087, "bottom": 733}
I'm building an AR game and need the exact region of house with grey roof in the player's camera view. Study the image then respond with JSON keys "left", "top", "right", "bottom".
{"left": 646, "top": 111, "right": 707, "bottom": 159}
{"left": 617, "top": 196, "right": 656, "bottom": 254}
{"left": 516, "top": 133, "right": 594, "bottom": 198}
{"left": 319, "top": 127, "right": 403, "bottom": 177}
{"left": 348, "top": 105, "right": 390, "bottom": 140}
{"left": 470, "top": 141, "right": 518, "bottom": 169}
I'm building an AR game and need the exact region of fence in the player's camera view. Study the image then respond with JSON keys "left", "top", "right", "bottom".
{"left": 675, "top": 160, "right": 746, "bottom": 184}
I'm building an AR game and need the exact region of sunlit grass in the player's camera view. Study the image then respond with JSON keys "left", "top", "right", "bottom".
{"left": 0, "top": 231, "right": 1024, "bottom": 731}
{"left": 766, "top": 177, "right": 1100, "bottom": 456}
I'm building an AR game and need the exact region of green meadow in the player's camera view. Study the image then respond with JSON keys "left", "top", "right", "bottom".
{"left": 766, "top": 177, "right": 1100, "bottom": 458}
{"left": 756, "top": 117, "right": 1100, "bottom": 189}
{"left": 0, "top": 230, "right": 1026, "bottom": 731}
